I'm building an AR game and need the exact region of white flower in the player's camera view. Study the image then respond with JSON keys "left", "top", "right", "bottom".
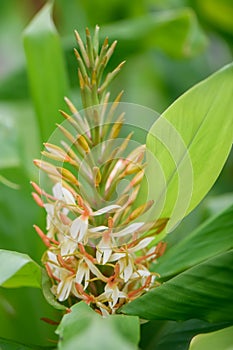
{"left": 70, "top": 216, "right": 88, "bottom": 241}
{"left": 75, "top": 259, "right": 90, "bottom": 290}
{"left": 103, "top": 283, "right": 127, "bottom": 309}
{"left": 96, "top": 234, "right": 115, "bottom": 265}
{"left": 131, "top": 266, "right": 155, "bottom": 288}
{"left": 70, "top": 204, "right": 121, "bottom": 243}
{"left": 96, "top": 222, "right": 144, "bottom": 265}
{"left": 44, "top": 203, "right": 55, "bottom": 231}
{"left": 57, "top": 271, "right": 75, "bottom": 301}
{"left": 127, "top": 236, "right": 154, "bottom": 253}
{"left": 60, "top": 236, "right": 78, "bottom": 255}
{"left": 111, "top": 222, "right": 144, "bottom": 238}
{"left": 108, "top": 236, "right": 154, "bottom": 282}
{"left": 52, "top": 183, "right": 76, "bottom": 205}
{"left": 119, "top": 258, "right": 134, "bottom": 282}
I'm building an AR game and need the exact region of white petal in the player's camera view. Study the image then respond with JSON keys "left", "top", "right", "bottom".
{"left": 108, "top": 253, "right": 126, "bottom": 262}
{"left": 57, "top": 277, "right": 73, "bottom": 301}
{"left": 52, "top": 183, "right": 63, "bottom": 200}
{"left": 96, "top": 250, "right": 102, "bottom": 264}
{"left": 70, "top": 217, "right": 88, "bottom": 241}
{"left": 100, "top": 307, "right": 109, "bottom": 318}
{"left": 44, "top": 203, "right": 54, "bottom": 230}
{"left": 52, "top": 182, "right": 76, "bottom": 205}
{"left": 75, "top": 260, "right": 90, "bottom": 290}
{"left": 70, "top": 217, "right": 82, "bottom": 238}
{"left": 84, "top": 267, "right": 90, "bottom": 290}
{"left": 75, "top": 262, "right": 85, "bottom": 284}
{"left": 84, "top": 258, "right": 107, "bottom": 281}
{"left": 89, "top": 226, "right": 108, "bottom": 233}
{"left": 62, "top": 207, "right": 69, "bottom": 216}
{"left": 47, "top": 251, "right": 58, "bottom": 263}
{"left": 44, "top": 203, "right": 54, "bottom": 215}
{"left": 128, "top": 237, "right": 154, "bottom": 253}
{"left": 60, "top": 236, "right": 77, "bottom": 255}
{"left": 97, "top": 237, "right": 113, "bottom": 264}
{"left": 62, "top": 187, "right": 76, "bottom": 204}
{"left": 102, "top": 248, "right": 112, "bottom": 265}
{"left": 111, "top": 286, "right": 119, "bottom": 307}
{"left": 118, "top": 291, "right": 127, "bottom": 299}
{"left": 123, "top": 261, "right": 133, "bottom": 282}
{"left": 132, "top": 268, "right": 150, "bottom": 279}
{"left": 112, "top": 222, "right": 144, "bottom": 238}
{"left": 93, "top": 204, "right": 121, "bottom": 216}
{"left": 98, "top": 237, "right": 110, "bottom": 250}
{"left": 78, "top": 219, "right": 88, "bottom": 242}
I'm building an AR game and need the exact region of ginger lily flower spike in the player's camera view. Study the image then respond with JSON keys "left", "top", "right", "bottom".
{"left": 32, "top": 26, "right": 168, "bottom": 316}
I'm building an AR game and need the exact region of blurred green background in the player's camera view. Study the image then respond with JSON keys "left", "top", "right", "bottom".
{"left": 0, "top": 0, "right": 232, "bottom": 348}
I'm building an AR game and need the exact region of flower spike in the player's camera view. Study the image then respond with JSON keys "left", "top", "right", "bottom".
{"left": 33, "top": 26, "right": 168, "bottom": 316}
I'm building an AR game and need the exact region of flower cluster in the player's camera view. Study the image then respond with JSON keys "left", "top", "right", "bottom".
{"left": 32, "top": 26, "right": 168, "bottom": 316}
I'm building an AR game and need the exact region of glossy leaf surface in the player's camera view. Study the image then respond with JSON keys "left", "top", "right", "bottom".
{"left": 57, "top": 302, "right": 139, "bottom": 350}
{"left": 122, "top": 250, "right": 233, "bottom": 323}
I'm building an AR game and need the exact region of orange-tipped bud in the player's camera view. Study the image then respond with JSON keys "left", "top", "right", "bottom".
{"left": 32, "top": 192, "right": 44, "bottom": 207}
{"left": 33, "top": 225, "right": 51, "bottom": 247}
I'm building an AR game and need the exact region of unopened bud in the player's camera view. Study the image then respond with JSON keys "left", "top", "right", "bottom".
{"left": 124, "top": 200, "right": 154, "bottom": 224}
{"left": 77, "top": 134, "right": 90, "bottom": 153}
{"left": 93, "top": 166, "right": 101, "bottom": 186}
{"left": 58, "top": 167, "right": 79, "bottom": 186}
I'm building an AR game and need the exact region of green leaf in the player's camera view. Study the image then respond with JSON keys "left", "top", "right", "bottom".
{"left": 146, "top": 63, "right": 233, "bottom": 231}
{"left": 0, "top": 67, "right": 29, "bottom": 100}
{"left": 196, "top": 0, "right": 233, "bottom": 35}
{"left": 189, "top": 325, "right": 233, "bottom": 350}
{"left": 140, "top": 319, "right": 231, "bottom": 350}
{"left": 155, "top": 203, "right": 233, "bottom": 280}
{"left": 0, "top": 250, "right": 41, "bottom": 288}
{"left": 0, "top": 103, "right": 20, "bottom": 169}
{"left": 122, "top": 250, "right": 233, "bottom": 323}
{"left": 56, "top": 302, "right": 140, "bottom": 350}
{"left": 205, "top": 193, "right": 233, "bottom": 216}
{"left": 101, "top": 8, "right": 207, "bottom": 58}
{"left": 0, "top": 173, "right": 60, "bottom": 344}
{"left": 0, "top": 101, "right": 41, "bottom": 178}
{"left": 2, "top": 8, "right": 206, "bottom": 102}
{"left": 41, "top": 270, "right": 66, "bottom": 311}
{"left": 0, "top": 337, "right": 54, "bottom": 350}
{"left": 23, "top": 1, "right": 69, "bottom": 142}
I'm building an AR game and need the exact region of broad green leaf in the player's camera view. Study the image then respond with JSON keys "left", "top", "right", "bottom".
{"left": 101, "top": 8, "right": 207, "bottom": 58}
{"left": 2, "top": 8, "right": 206, "bottom": 102}
{"left": 0, "top": 103, "right": 20, "bottom": 169}
{"left": 196, "top": 0, "right": 233, "bottom": 35}
{"left": 79, "top": 0, "right": 145, "bottom": 26}
{"left": 155, "top": 203, "right": 233, "bottom": 280}
{"left": 0, "top": 171, "right": 59, "bottom": 344}
{"left": 0, "top": 68, "right": 29, "bottom": 100}
{"left": 189, "top": 325, "right": 233, "bottom": 350}
{"left": 205, "top": 193, "right": 233, "bottom": 216}
{"left": 23, "top": 1, "right": 69, "bottom": 142}
{"left": 0, "top": 101, "right": 41, "bottom": 178}
{"left": 56, "top": 302, "right": 140, "bottom": 350}
{"left": 0, "top": 288, "right": 60, "bottom": 346}
{"left": 0, "top": 337, "right": 53, "bottom": 350}
{"left": 122, "top": 250, "right": 233, "bottom": 323}
{"left": 146, "top": 63, "right": 233, "bottom": 231}
{"left": 0, "top": 250, "right": 41, "bottom": 288}
{"left": 140, "top": 319, "right": 231, "bottom": 350}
